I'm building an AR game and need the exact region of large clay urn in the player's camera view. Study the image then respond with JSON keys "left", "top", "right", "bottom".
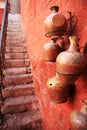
{"left": 47, "top": 76, "right": 70, "bottom": 103}
{"left": 70, "top": 100, "right": 87, "bottom": 130}
{"left": 44, "top": 6, "right": 67, "bottom": 37}
{"left": 56, "top": 36, "right": 86, "bottom": 84}
{"left": 43, "top": 38, "right": 61, "bottom": 62}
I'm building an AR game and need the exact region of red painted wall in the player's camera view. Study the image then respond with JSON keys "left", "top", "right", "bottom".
{"left": 20, "top": 0, "right": 87, "bottom": 130}
{"left": 0, "top": 8, "right": 4, "bottom": 27}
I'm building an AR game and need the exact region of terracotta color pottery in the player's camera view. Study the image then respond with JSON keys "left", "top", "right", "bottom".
{"left": 44, "top": 6, "right": 67, "bottom": 37}
{"left": 70, "top": 100, "right": 87, "bottom": 130}
{"left": 43, "top": 38, "right": 61, "bottom": 62}
{"left": 56, "top": 36, "right": 86, "bottom": 84}
{"left": 47, "top": 76, "right": 70, "bottom": 103}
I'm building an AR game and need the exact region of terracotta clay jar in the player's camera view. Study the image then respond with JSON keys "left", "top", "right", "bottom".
{"left": 43, "top": 38, "right": 61, "bottom": 62}
{"left": 44, "top": 5, "right": 67, "bottom": 37}
{"left": 56, "top": 36, "right": 86, "bottom": 84}
{"left": 47, "top": 76, "right": 70, "bottom": 103}
{"left": 70, "top": 100, "right": 87, "bottom": 130}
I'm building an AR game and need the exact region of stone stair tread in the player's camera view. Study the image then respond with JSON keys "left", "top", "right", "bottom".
{"left": 3, "top": 95, "right": 37, "bottom": 105}
{"left": 4, "top": 73, "right": 32, "bottom": 78}
{"left": 6, "top": 36, "right": 25, "bottom": 41}
{"left": 3, "top": 67, "right": 31, "bottom": 75}
{"left": 1, "top": 95, "right": 39, "bottom": 114}
{"left": 3, "top": 83, "right": 34, "bottom": 90}
{"left": 6, "top": 40, "right": 26, "bottom": 44}
{"left": 6, "top": 35, "right": 25, "bottom": 40}
{"left": 3, "top": 73, "right": 33, "bottom": 86}
{"left": 1, "top": 110, "right": 41, "bottom": 130}
{"left": 4, "top": 59, "right": 30, "bottom": 68}
{"left": 5, "top": 43, "right": 26, "bottom": 47}
{"left": 7, "top": 23, "right": 24, "bottom": 30}
{"left": 7, "top": 24, "right": 23, "bottom": 28}
{"left": 6, "top": 32, "right": 24, "bottom": 37}
{"left": 5, "top": 46, "right": 27, "bottom": 53}
{"left": 2, "top": 83, "right": 34, "bottom": 98}
{"left": 7, "top": 28, "right": 24, "bottom": 31}
{"left": 4, "top": 52, "right": 28, "bottom": 60}
{"left": 8, "top": 13, "right": 22, "bottom": 21}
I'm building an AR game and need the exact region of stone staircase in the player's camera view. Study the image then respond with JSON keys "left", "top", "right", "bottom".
{"left": 0, "top": 13, "right": 42, "bottom": 130}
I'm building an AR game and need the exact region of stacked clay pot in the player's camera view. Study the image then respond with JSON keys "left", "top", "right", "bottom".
{"left": 70, "top": 100, "right": 87, "bottom": 130}
{"left": 56, "top": 36, "right": 86, "bottom": 84}
{"left": 44, "top": 6, "right": 86, "bottom": 104}
{"left": 46, "top": 36, "right": 86, "bottom": 104}
{"left": 43, "top": 5, "right": 68, "bottom": 62}
{"left": 44, "top": 5, "right": 67, "bottom": 37}
{"left": 43, "top": 37, "right": 61, "bottom": 62}
{"left": 47, "top": 75, "right": 70, "bottom": 103}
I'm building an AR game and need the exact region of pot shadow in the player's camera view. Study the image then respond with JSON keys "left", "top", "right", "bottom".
{"left": 68, "top": 83, "right": 76, "bottom": 103}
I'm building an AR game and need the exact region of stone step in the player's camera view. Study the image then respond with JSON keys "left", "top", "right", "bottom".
{"left": 8, "top": 14, "right": 22, "bottom": 21}
{"left": 4, "top": 59, "right": 30, "bottom": 68}
{"left": 7, "top": 27, "right": 24, "bottom": 32}
{"left": 1, "top": 110, "right": 42, "bottom": 130}
{"left": 4, "top": 52, "right": 29, "bottom": 60}
{"left": 6, "top": 32, "right": 24, "bottom": 37}
{"left": 5, "top": 42, "right": 26, "bottom": 47}
{"left": 1, "top": 95, "right": 39, "bottom": 114}
{"left": 6, "top": 39, "right": 26, "bottom": 44}
{"left": 3, "top": 67, "right": 31, "bottom": 75}
{"left": 5, "top": 46, "right": 27, "bottom": 53}
{"left": 3, "top": 73, "right": 33, "bottom": 86}
{"left": 7, "top": 23, "right": 23, "bottom": 28}
{"left": 7, "top": 24, "right": 23, "bottom": 28}
{"left": 6, "top": 40, "right": 26, "bottom": 44}
{"left": 2, "top": 83, "right": 34, "bottom": 98}
{"left": 6, "top": 35, "right": 25, "bottom": 41}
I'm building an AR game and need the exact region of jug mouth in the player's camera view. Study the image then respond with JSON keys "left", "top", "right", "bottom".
{"left": 69, "top": 36, "right": 80, "bottom": 41}
{"left": 50, "top": 6, "right": 59, "bottom": 12}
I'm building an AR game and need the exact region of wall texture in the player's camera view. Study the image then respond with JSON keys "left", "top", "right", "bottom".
{"left": 0, "top": 9, "right": 4, "bottom": 27}
{"left": 20, "top": 0, "right": 87, "bottom": 130}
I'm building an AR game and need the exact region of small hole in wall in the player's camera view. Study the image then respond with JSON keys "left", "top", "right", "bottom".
{"left": 50, "top": 83, "right": 52, "bottom": 86}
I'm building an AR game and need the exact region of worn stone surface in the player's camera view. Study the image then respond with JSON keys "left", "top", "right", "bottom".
{"left": 1, "top": 110, "right": 42, "bottom": 130}
{"left": 5, "top": 46, "right": 27, "bottom": 53}
{"left": 4, "top": 59, "right": 30, "bottom": 68}
{"left": 20, "top": 0, "right": 87, "bottom": 130}
{"left": 3, "top": 73, "right": 33, "bottom": 86}
{"left": 2, "top": 83, "right": 34, "bottom": 98}
{"left": 3, "top": 67, "right": 31, "bottom": 75}
{"left": 0, "top": 13, "right": 41, "bottom": 129}
{"left": 1, "top": 95, "right": 39, "bottom": 114}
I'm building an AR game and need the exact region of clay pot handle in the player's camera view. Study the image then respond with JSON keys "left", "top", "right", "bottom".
{"left": 50, "top": 5, "right": 59, "bottom": 12}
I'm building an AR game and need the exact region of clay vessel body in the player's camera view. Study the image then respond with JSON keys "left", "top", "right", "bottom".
{"left": 70, "top": 100, "right": 87, "bottom": 130}
{"left": 44, "top": 6, "right": 67, "bottom": 37}
{"left": 43, "top": 39, "right": 61, "bottom": 62}
{"left": 56, "top": 36, "right": 86, "bottom": 84}
{"left": 47, "top": 76, "right": 70, "bottom": 103}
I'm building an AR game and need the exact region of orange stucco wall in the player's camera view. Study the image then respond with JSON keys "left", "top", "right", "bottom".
{"left": 0, "top": 8, "right": 4, "bottom": 27}
{"left": 20, "top": 0, "right": 87, "bottom": 130}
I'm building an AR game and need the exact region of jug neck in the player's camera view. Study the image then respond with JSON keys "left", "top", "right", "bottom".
{"left": 68, "top": 36, "right": 80, "bottom": 52}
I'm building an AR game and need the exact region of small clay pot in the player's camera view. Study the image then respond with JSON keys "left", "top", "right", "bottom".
{"left": 70, "top": 100, "right": 87, "bottom": 130}
{"left": 43, "top": 38, "right": 61, "bottom": 62}
{"left": 44, "top": 5, "right": 67, "bottom": 37}
{"left": 56, "top": 36, "right": 86, "bottom": 84}
{"left": 47, "top": 76, "right": 70, "bottom": 103}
